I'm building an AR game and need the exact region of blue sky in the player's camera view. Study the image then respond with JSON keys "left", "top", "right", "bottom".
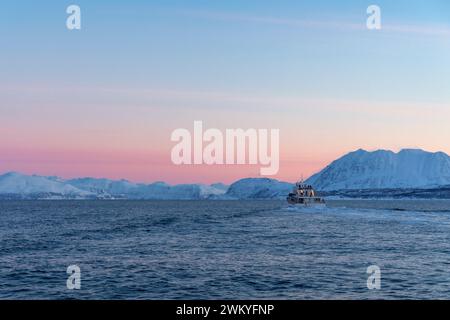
{"left": 2, "top": 0, "right": 449, "bottom": 102}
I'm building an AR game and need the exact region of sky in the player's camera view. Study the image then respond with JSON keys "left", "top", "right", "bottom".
{"left": 1, "top": 0, "right": 450, "bottom": 184}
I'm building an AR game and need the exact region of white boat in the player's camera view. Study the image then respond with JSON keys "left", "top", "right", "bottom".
{"left": 286, "top": 180, "right": 326, "bottom": 206}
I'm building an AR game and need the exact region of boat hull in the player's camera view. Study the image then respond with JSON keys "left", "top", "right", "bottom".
{"left": 286, "top": 196, "right": 326, "bottom": 207}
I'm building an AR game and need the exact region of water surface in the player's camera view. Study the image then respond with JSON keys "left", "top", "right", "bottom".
{"left": 1, "top": 200, "right": 450, "bottom": 299}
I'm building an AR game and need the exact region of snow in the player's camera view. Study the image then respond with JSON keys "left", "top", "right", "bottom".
{"left": 67, "top": 178, "right": 229, "bottom": 199}
{"left": 306, "top": 149, "right": 450, "bottom": 191}
{"left": 225, "top": 178, "right": 292, "bottom": 199}
{"left": 0, "top": 172, "right": 93, "bottom": 196}
{"left": 2, "top": 148, "right": 449, "bottom": 199}
{"left": 0, "top": 173, "right": 228, "bottom": 199}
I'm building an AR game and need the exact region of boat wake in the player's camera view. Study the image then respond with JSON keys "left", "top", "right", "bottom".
{"left": 283, "top": 205, "right": 330, "bottom": 213}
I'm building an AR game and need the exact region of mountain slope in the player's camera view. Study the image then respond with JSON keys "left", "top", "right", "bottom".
{"left": 0, "top": 172, "right": 94, "bottom": 198}
{"left": 0, "top": 173, "right": 228, "bottom": 199}
{"left": 2, "top": 148, "right": 450, "bottom": 199}
{"left": 225, "top": 178, "right": 292, "bottom": 199}
{"left": 306, "top": 149, "right": 450, "bottom": 191}
{"left": 67, "top": 178, "right": 228, "bottom": 199}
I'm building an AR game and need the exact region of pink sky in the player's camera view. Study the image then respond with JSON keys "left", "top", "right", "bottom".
{"left": 2, "top": 86, "right": 450, "bottom": 184}
{"left": 0, "top": 144, "right": 331, "bottom": 184}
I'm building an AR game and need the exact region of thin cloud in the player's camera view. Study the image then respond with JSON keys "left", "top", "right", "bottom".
{"left": 3, "top": 84, "right": 448, "bottom": 120}
{"left": 384, "top": 23, "right": 450, "bottom": 37}
{"left": 176, "top": 9, "right": 450, "bottom": 37}
{"left": 176, "top": 9, "right": 364, "bottom": 31}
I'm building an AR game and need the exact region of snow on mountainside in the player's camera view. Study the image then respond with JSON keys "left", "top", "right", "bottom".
{"left": 0, "top": 173, "right": 228, "bottom": 199}
{"left": 67, "top": 177, "right": 228, "bottom": 199}
{"left": 2, "top": 148, "right": 450, "bottom": 199}
{"left": 225, "top": 178, "right": 292, "bottom": 199}
{"left": 0, "top": 172, "right": 94, "bottom": 198}
{"left": 306, "top": 149, "right": 450, "bottom": 191}
{"left": 67, "top": 178, "right": 148, "bottom": 198}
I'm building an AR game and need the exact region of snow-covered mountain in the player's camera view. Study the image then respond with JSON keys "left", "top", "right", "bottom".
{"left": 0, "top": 172, "right": 290, "bottom": 200}
{"left": 67, "top": 177, "right": 228, "bottom": 200}
{"left": 306, "top": 149, "right": 450, "bottom": 191}
{"left": 0, "top": 173, "right": 229, "bottom": 200}
{"left": 225, "top": 178, "right": 292, "bottom": 199}
{"left": 2, "top": 148, "right": 450, "bottom": 199}
{"left": 0, "top": 172, "right": 95, "bottom": 199}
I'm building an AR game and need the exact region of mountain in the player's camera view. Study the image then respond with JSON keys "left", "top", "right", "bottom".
{"left": 2, "top": 148, "right": 450, "bottom": 199}
{"left": 67, "top": 177, "right": 228, "bottom": 199}
{"left": 0, "top": 172, "right": 289, "bottom": 200}
{"left": 0, "top": 172, "right": 95, "bottom": 199}
{"left": 0, "top": 173, "right": 229, "bottom": 200}
{"left": 306, "top": 149, "right": 450, "bottom": 191}
{"left": 225, "top": 178, "right": 292, "bottom": 199}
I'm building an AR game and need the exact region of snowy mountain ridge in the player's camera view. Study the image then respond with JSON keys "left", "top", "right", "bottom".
{"left": 0, "top": 172, "right": 229, "bottom": 200}
{"left": 306, "top": 148, "right": 450, "bottom": 191}
{"left": 1, "top": 148, "right": 450, "bottom": 199}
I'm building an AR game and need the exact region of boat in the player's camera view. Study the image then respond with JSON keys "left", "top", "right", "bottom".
{"left": 286, "top": 180, "right": 326, "bottom": 206}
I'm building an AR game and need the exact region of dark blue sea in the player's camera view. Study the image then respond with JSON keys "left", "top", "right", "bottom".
{"left": 1, "top": 200, "right": 450, "bottom": 299}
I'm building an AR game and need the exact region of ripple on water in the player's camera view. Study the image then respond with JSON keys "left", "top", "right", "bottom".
{"left": 1, "top": 199, "right": 450, "bottom": 299}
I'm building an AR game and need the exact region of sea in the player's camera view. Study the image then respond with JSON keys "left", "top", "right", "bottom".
{"left": 1, "top": 199, "right": 450, "bottom": 299}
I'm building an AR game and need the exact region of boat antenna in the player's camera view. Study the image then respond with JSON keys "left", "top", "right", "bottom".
{"left": 299, "top": 173, "right": 304, "bottom": 184}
